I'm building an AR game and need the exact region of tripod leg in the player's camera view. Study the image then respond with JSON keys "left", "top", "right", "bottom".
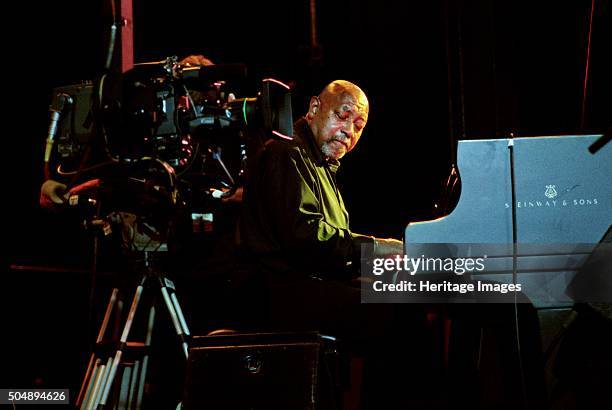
{"left": 159, "top": 277, "right": 190, "bottom": 358}
{"left": 102, "top": 304, "right": 155, "bottom": 410}
{"left": 98, "top": 279, "right": 146, "bottom": 408}
{"left": 77, "top": 288, "right": 120, "bottom": 407}
{"left": 88, "top": 357, "right": 112, "bottom": 409}
{"left": 127, "top": 360, "right": 141, "bottom": 409}
{"left": 170, "top": 292, "right": 191, "bottom": 338}
{"left": 134, "top": 304, "right": 156, "bottom": 410}
{"left": 81, "top": 358, "right": 102, "bottom": 410}
{"left": 78, "top": 355, "right": 98, "bottom": 407}
{"left": 117, "top": 363, "right": 134, "bottom": 410}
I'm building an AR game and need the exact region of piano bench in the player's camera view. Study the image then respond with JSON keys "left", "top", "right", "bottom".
{"left": 183, "top": 331, "right": 349, "bottom": 410}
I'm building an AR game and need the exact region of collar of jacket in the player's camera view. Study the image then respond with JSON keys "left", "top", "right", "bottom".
{"left": 293, "top": 117, "right": 341, "bottom": 172}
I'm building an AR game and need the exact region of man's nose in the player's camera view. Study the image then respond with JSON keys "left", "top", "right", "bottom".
{"left": 341, "top": 122, "right": 354, "bottom": 140}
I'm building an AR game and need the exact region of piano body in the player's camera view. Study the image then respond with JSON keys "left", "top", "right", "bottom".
{"left": 404, "top": 134, "right": 611, "bottom": 308}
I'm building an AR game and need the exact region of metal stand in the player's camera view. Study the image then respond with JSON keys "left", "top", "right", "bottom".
{"left": 77, "top": 251, "right": 191, "bottom": 410}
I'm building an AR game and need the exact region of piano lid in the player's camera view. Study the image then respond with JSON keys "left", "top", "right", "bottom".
{"left": 405, "top": 134, "right": 611, "bottom": 246}
{"left": 401, "top": 135, "right": 610, "bottom": 307}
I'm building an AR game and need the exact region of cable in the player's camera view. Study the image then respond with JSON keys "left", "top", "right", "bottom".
{"left": 174, "top": 85, "right": 201, "bottom": 177}
{"left": 56, "top": 160, "right": 117, "bottom": 177}
{"left": 61, "top": 72, "right": 116, "bottom": 192}
{"left": 176, "top": 142, "right": 200, "bottom": 177}
{"left": 104, "top": 0, "right": 118, "bottom": 70}
{"left": 580, "top": 0, "right": 596, "bottom": 130}
{"left": 97, "top": 73, "right": 113, "bottom": 159}
{"left": 86, "top": 199, "right": 102, "bottom": 354}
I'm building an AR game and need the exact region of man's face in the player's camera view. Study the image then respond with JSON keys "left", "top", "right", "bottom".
{"left": 307, "top": 90, "right": 368, "bottom": 160}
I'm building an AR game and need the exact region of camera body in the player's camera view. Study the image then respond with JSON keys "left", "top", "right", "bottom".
{"left": 48, "top": 57, "right": 293, "bottom": 253}
{"left": 54, "top": 57, "right": 293, "bottom": 174}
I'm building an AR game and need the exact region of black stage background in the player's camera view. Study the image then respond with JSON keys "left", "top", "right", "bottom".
{"left": 3, "top": 0, "right": 611, "bottom": 404}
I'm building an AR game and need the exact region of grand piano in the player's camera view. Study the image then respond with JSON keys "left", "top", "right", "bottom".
{"left": 402, "top": 135, "right": 611, "bottom": 409}
{"left": 404, "top": 134, "right": 611, "bottom": 308}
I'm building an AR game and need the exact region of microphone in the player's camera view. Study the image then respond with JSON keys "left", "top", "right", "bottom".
{"left": 45, "top": 92, "right": 72, "bottom": 162}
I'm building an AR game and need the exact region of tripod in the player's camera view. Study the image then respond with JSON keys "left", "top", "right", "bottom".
{"left": 76, "top": 250, "right": 191, "bottom": 410}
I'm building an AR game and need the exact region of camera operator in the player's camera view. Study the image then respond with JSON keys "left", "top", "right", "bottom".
{"left": 38, "top": 54, "right": 237, "bottom": 408}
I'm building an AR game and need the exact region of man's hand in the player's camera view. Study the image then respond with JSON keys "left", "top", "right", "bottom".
{"left": 373, "top": 237, "right": 403, "bottom": 257}
{"left": 209, "top": 186, "right": 244, "bottom": 204}
{"left": 39, "top": 179, "right": 102, "bottom": 210}
{"left": 40, "top": 179, "right": 68, "bottom": 208}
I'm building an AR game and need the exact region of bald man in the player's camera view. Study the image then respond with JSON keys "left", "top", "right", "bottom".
{"left": 240, "top": 80, "right": 402, "bottom": 282}
{"left": 238, "top": 81, "right": 429, "bottom": 408}
{"left": 307, "top": 80, "right": 368, "bottom": 160}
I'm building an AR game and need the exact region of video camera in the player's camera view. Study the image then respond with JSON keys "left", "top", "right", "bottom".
{"left": 101, "top": 57, "right": 293, "bottom": 169}
{"left": 46, "top": 56, "right": 293, "bottom": 213}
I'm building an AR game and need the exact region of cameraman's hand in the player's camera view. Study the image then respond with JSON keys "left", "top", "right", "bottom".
{"left": 40, "top": 179, "right": 68, "bottom": 208}
{"left": 373, "top": 237, "right": 403, "bottom": 257}
{"left": 209, "top": 186, "right": 244, "bottom": 204}
{"left": 221, "top": 186, "right": 243, "bottom": 204}
{"left": 179, "top": 54, "right": 214, "bottom": 67}
{"left": 40, "top": 179, "right": 102, "bottom": 210}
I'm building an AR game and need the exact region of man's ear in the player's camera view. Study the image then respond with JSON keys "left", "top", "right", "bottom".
{"left": 307, "top": 96, "right": 319, "bottom": 120}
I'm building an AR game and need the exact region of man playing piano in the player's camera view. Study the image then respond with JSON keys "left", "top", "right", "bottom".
{"left": 239, "top": 80, "right": 432, "bottom": 409}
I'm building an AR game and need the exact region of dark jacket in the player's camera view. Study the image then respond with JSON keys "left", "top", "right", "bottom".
{"left": 239, "top": 118, "right": 373, "bottom": 281}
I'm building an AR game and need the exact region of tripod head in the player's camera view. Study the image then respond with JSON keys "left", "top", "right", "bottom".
{"left": 60, "top": 158, "right": 179, "bottom": 261}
